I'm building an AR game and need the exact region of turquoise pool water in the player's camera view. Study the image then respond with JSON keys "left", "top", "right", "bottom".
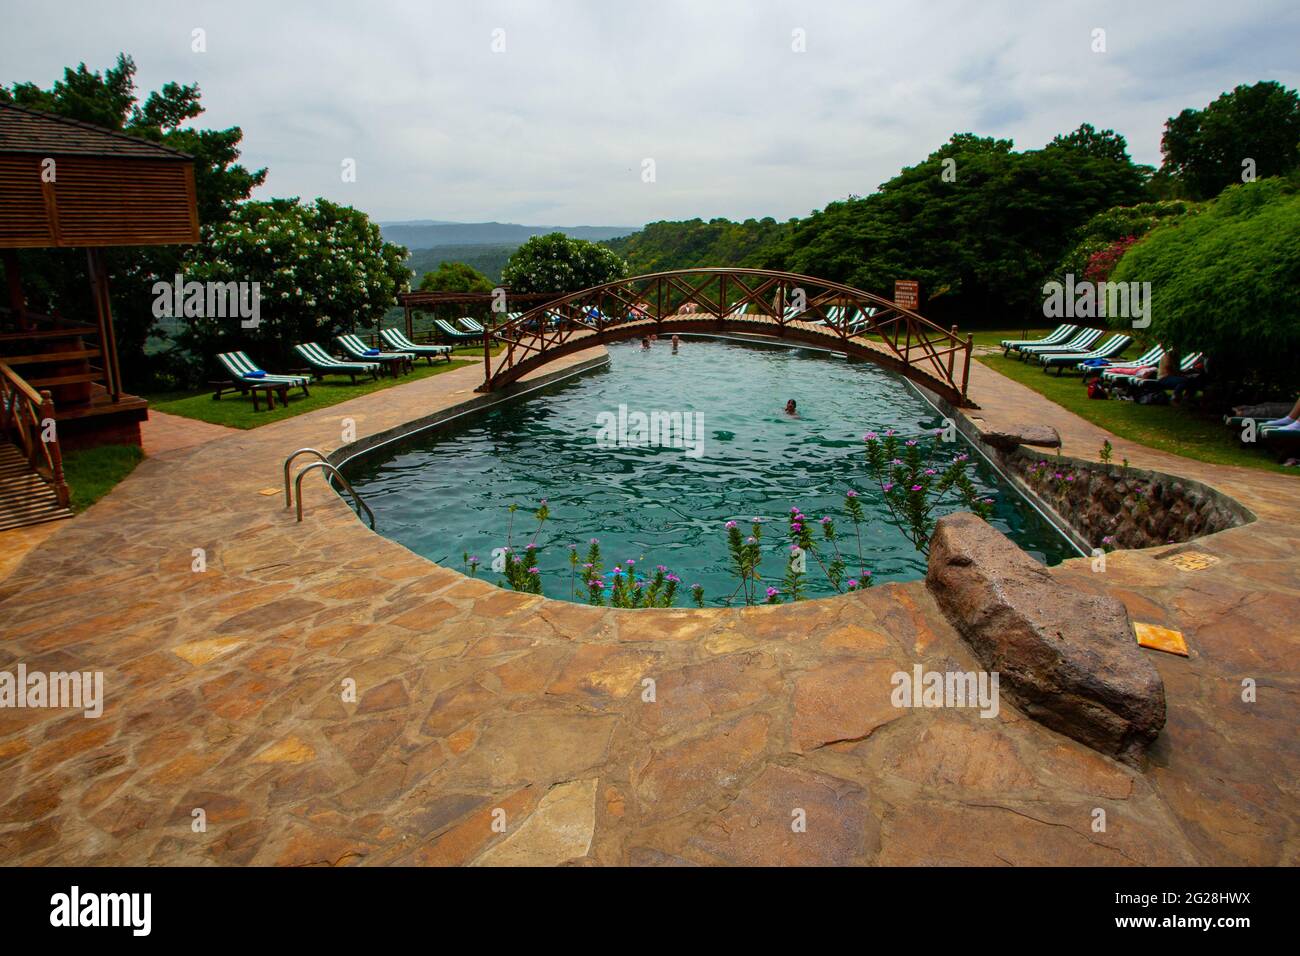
{"left": 342, "top": 338, "right": 1076, "bottom": 605}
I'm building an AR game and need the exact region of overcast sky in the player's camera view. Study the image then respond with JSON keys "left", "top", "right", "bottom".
{"left": 4, "top": 0, "right": 1298, "bottom": 227}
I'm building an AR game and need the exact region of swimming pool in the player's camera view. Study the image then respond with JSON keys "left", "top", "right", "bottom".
{"left": 342, "top": 339, "right": 1076, "bottom": 605}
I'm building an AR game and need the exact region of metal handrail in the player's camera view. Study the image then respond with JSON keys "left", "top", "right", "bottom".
{"left": 293, "top": 460, "right": 376, "bottom": 529}
{"left": 283, "top": 447, "right": 329, "bottom": 506}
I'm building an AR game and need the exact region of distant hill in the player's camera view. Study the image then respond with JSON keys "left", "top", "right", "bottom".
{"left": 380, "top": 220, "right": 639, "bottom": 250}
{"left": 406, "top": 244, "right": 518, "bottom": 284}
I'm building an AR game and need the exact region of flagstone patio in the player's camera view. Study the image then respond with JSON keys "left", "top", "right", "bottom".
{"left": 0, "top": 348, "right": 1296, "bottom": 866}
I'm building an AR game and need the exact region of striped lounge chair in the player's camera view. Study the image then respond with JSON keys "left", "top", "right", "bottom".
{"left": 214, "top": 351, "right": 310, "bottom": 409}
{"left": 381, "top": 327, "right": 453, "bottom": 363}
{"left": 1089, "top": 344, "right": 1164, "bottom": 383}
{"left": 1017, "top": 327, "right": 1103, "bottom": 361}
{"left": 1001, "top": 324, "right": 1078, "bottom": 356}
{"left": 1040, "top": 333, "right": 1132, "bottom": 374}
{"left": 293, "top": 343, "right": 380, "bottom": 383}
{"left": 430, "top": 319, "right": 480, "bottom": 342}
{"left": 336, "top": 333, "right": 412, "bottom": 376}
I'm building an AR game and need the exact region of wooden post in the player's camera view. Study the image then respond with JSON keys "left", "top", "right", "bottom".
{"left": 39, "top": 389, "right": 69, "bottom": 507}
{"left": 3, "top": 250, "right": 27, "bottom": 318}
{"left": 482, "top": 325, "right": 491, "bottom": 388}
{"left": 86, "top": 249, "right": 123, "bottom": 401}
{"left": 948, "top": 325, "right": 958, "bottom": 380}
{"left": 404, "top": 303, "right": 413, "bottom": 340}
{"left": 962, "top": 333, "right": 974, "bottom": 399}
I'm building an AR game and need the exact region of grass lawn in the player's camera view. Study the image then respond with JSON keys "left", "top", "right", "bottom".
{"left": 62, "top": 444, "right": 145, "bottom": 512}
{"left": 148, "top": 350, "right": 483, "bottom": 429}
{"left": 978, "top": 347, "right": 1294, "bottom": 474}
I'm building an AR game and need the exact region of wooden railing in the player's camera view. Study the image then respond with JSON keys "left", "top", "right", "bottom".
{"left": 0, "top": 359, "right": 70, "bottom": 507}
{"left": 476, "top": 268, "right": 976, "bottom": 406}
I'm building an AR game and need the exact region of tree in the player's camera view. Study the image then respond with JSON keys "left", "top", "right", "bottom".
{"left": 501, "top": 233, "right": 628, "bottom": 294}
{"left": 416, "top": 261, "right": 494, "bottom": 326}
{"left": 174, "top": 198, "right": 410, "bottom": 377}
{"left": 1159, "top": 81, "right": 1300, "bottom": 200}
{"left": 418, "top": 261, "right": 493, "bottom": 294}
{"left": 1, "top": 55, "right": 266, "bottom": 387}
{"left": 777, "top": 127, "right": 1147, "bottom": 324}
{"left": 1109, "top": 174, "right": 1300, "bottom": 394}
{"left": 1052, "top": 200, "right": 1200, "bottom": 283}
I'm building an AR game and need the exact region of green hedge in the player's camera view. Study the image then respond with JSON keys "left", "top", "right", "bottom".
{"left": 1110, "top": 175, "right": 1300, "bottom": 395}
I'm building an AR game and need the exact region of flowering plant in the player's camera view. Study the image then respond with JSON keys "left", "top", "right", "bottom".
{"left": 864, "top": 429, "right": 992, "bottom": 554}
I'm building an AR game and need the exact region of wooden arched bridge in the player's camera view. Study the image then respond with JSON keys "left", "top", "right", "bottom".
{"left": 474, "top": 269, "right": 976, "bottom": 406}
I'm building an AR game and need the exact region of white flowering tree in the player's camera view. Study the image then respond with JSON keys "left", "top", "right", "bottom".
{"left": 500, "top": 232, "right": 628, "bottom": 294}
{"left": 174, "top": 197, "right": 409, "bottom": 376}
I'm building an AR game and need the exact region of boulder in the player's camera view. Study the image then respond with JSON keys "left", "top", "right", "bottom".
{"left": 981, "top": 424, "right": 1061, "bottom": 451}
{"left": 926, "top": 512, "right": 1165, "bottom": 765}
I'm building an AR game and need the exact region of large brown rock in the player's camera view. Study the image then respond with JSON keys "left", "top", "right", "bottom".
{"left": 925, "top": 512, "right": 1165, "bottom": 765}
{"left": 980, "top": 424, "right": 1061, "bottom": 451}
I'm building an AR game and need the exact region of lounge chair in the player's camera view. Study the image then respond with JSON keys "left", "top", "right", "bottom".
{"left": 1224, "top": 402, "right": 1293, "bottom": 428}
{"left": 1093, "top": 345, "right": 1164, "bottom": 383}
{"left": 336, "top": 333, "right": 412, "bottom": 375}
{"left": 845, "top": 308, "right": 878, "bottom": 334}
{"left": 429, "top": 319, "right": 480, "bottom": 342}
{"left": 458, "top": 316, "right": 488, "bottom": 333}
{"left": 1001, "top": 324, "right": 1078, "bottom": 356}
{"left": 1041, "top": 334, "right": 1132, "bottom": 373}
{"left": 293, "top": 342, "right": 380, "bottom": 383}
{"left": 1017, "top": 327, "right": 1103, "bottom": 361}
{"left": 214, "top": 351, "right": 310, "bottom": 409}
{"left": 380, "top": 328, "right": 453, "bottom": 363}
{"left": 1107, "top": 352, "right": 1203, "bottom": 389}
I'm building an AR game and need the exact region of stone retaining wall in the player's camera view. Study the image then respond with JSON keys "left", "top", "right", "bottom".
{"left": 1002, "top": 449, "right": 1253, "bottom": 552}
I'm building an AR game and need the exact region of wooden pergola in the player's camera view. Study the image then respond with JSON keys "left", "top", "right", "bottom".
{"left": 0, "top": 102, "right": 199, "bottom": 451}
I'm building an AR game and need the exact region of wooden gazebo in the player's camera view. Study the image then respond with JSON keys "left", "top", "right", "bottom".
{"left": 0, "top": 102, "right": 199, "bottom": 526}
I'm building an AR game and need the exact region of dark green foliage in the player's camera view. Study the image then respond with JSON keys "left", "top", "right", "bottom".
{"left": 1109, "top": 175, "right": 1300, "bottom": 395}
{"left": 777, "top": 129, "right": 1147, "bottom": 325}
{"left": 1159, "top": 81, "right": 1300, "bottom": 200}
{"left": 604, "top": 217, "right": 790, "bottom": 273}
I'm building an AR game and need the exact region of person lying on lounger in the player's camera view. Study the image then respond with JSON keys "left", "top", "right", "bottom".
{"left": 1259, "top": 396, "right": 1300, "bottom": 435}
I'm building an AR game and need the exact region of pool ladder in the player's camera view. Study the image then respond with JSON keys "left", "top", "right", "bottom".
{"left": 283, "top": 448, "right": 376, "bottom": 529}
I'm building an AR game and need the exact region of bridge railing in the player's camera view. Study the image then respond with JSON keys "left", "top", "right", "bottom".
{"left": 482, "top": 269, "right": 974, "bottom": 402}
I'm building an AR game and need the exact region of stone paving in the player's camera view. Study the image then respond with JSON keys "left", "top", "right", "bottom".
{"left": 141, "top": 410, "right": 241, "bottom": 458}
{"left": 0, "top": 347, "right": 1296, "bottom": 866}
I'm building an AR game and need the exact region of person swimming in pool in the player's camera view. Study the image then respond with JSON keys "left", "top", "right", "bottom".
{"left": 641, "top": 336, "right": 651, "bottom": 350}
{"left": 785, "top": 399, "right": 798, "bottom": 416}
{"left": 671, "top": 334, "right": 681, "bottom": 353}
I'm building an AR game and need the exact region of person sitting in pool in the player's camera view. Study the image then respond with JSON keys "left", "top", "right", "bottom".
{"left": 784, "top": 399, "right": 798, "bottom": 416}
{"left": 641, "top": 336, "right": 651, "bottom": 350}
{"left": 671, "top": 334, "right": 681, "bottom": 353}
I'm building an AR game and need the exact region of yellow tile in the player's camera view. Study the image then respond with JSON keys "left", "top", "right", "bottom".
{"left": 1165, "top": 551, "right": 1220, "bottom": 571}
{"left": 1134, "top": 621, "right": 1189, "bottom": 657}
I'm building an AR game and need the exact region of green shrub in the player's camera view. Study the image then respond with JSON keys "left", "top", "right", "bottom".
{"left": 1109, "top": 175, "right": 1300, "bottom": 394}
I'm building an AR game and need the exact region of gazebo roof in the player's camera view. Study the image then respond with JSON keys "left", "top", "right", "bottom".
{"left": 0, "top": 101, "right": 192, "bottom": 159}
{"left": 0, "top": 102, "right": 199, "bottom": 248}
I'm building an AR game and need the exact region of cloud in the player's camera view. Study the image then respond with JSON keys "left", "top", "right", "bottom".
{"left": 2, "top": 0, "right": 1297, "bottom": 225}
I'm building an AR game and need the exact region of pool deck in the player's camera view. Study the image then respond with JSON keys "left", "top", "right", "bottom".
{"left": 0, "top": 347, "right": 1296, "bottom": 866}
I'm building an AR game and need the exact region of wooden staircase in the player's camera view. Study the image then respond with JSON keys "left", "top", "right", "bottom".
{"left": 0, "top": 440, "right": 72, "bottom": 531}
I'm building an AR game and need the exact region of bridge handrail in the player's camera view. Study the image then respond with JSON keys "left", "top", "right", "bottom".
{"left": 482, "top": 268, "right": 974, "bottom": 404}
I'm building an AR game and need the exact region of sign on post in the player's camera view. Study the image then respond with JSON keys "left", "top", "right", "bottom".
{"left": 894, "top": 280, "right": 919, "bottom": 310}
